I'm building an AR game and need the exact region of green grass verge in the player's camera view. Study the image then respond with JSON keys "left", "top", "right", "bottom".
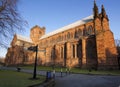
{"left": 21, "top": 65, "right": 120, "bottom": 75}
{"left": 0, "top": 70, "right": 45, "bottom": 87}
{"left": 71, "top": 68, "right": 120, "bottom": 75}
{"left": 22, "top": 65, "right": 53, "bottom": 71}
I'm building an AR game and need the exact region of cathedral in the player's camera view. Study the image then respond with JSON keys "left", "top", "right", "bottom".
{"left": 5, "top": 1, "right": 119, "bottom": 69}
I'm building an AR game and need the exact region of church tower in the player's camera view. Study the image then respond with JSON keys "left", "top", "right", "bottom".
{"left": 30, "top": 25, "right": 45, "bottom": 44}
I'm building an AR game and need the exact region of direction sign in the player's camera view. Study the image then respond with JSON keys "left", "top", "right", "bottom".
{"left": 28, "top": 46, "right": 37, "bottom": 52}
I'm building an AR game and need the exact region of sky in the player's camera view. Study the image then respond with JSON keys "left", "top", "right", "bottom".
{"left": 0, "top": 0, "right": 120, "bottom": 57}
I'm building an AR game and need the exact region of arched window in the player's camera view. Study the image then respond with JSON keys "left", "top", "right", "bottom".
{"left": 70, "top": 33, "right": 73, "bottom": 38}
{"left": 83, "top": 28, "right": 87, "bottom": 36}
{"left": 74, "top": 30, "right": 78, "bottom": 38}
{"left": 78, "top": 29, "right": 83, "bottom": 36}
{"left": 39, "top": 31, "right": 41, "bottom": 34}
{"left": 88, "top": 25, "right": 93, "bottom": 35}
{"left": 50, "top": 39, "right": 52, "bottom": 43}
{"left": 67, "top": 32, "right": 70, "bottom": 39}
{"left": 52, "top": 38, "right": 55, "bottom": 43}
{"left": 51, "top": 38, "right": 53, "bottom": 43}
{"left": 56, "top": 37, "right": 59, "bottom": 42}
{"left": 64, "top": 34, "right": 66, "bottom": 40}
{"left": 61, "top": 35, "right": 63, "bottom": 41}
{"left": 58, "top": 36, "right": 61, "bottom": 41}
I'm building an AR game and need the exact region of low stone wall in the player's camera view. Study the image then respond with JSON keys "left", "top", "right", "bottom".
{"left": 43, "top": 79, "right": 55, "bottom": 87}
{"left": 29, "top": 79, "right": 55, "bottom": 87}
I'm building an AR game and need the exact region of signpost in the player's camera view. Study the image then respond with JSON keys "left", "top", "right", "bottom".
{"left": 33, "top": 45, "right": 38, "bottom": 79}
{"left": 27, "top": 45, "right": 46, "bottom": 79}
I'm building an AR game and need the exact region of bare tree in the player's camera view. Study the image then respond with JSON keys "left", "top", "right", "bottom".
{"left": 0, "top": 0, "right": 27, "bottom": 48}
{"left": 115, "top": 39, "right": 120, "bottom": 57}
{"left": 115, "top": 39, "right": 120, "bottom": 69}
{"left": 115, "top": 39, "right": 120, "bottom": 47}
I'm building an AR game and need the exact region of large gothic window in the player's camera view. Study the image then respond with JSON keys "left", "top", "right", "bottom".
{"left": 86, "top": 40, "right": 94, "bottom": 58}
{"left": 86, "top": 36, "right": 97, "bottom": 69}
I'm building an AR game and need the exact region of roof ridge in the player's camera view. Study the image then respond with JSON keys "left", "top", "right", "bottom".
{"left": 16, "top": 34, "right": 33, "bottom": 43}
{"left": 40, "top": 15, "right": 93, "bottom": 40}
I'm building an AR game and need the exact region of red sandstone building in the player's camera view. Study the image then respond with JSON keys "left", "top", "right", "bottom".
{"left": 5, "top": 1, "right": 119, "bottom": 69}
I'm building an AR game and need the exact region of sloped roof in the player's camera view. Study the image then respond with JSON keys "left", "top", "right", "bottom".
{"left": 16, "top": 34, "right": 33, "bottom": 43}
{"left": 40, "top": 15, "right": 93, "bottom": 40}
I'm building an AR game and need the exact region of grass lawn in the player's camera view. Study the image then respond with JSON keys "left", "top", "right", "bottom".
{"left": 22, "top": 65, "right": 53, "bottom": 71}
{"left": 71, "top": 68, "right": 120, "bottom": 75}
{"left": 0, "top": 70, "right": 45, "bottom": 87}
{"left": 21, "top": 65, "right": 120, "bottom": 75}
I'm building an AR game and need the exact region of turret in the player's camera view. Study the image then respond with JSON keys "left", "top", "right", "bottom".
{"left": 101, "top": 5, "right": 109, "bottom": 21}
{"left": 93, "top": 0, "right": 99, "bottom": 18}
{"left": 100, "top": 5, "right": 110, "bottom": 31}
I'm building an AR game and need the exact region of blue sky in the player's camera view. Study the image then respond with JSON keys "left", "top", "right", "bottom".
{"left": 0, "top": 0, "right": 120, "bottom": 57}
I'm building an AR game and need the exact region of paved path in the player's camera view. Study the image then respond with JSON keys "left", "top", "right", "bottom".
{"left": 21, "top": 69, "right": 67, "bottom": 78}
{"left": 55, "top": 74, "right": 120, "bottom": 87}
{"left": 1, "top": 66, "right": 67, "bottom": 77}
{"left": 1, "top": 67, "right": 120, "bottom": 87}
